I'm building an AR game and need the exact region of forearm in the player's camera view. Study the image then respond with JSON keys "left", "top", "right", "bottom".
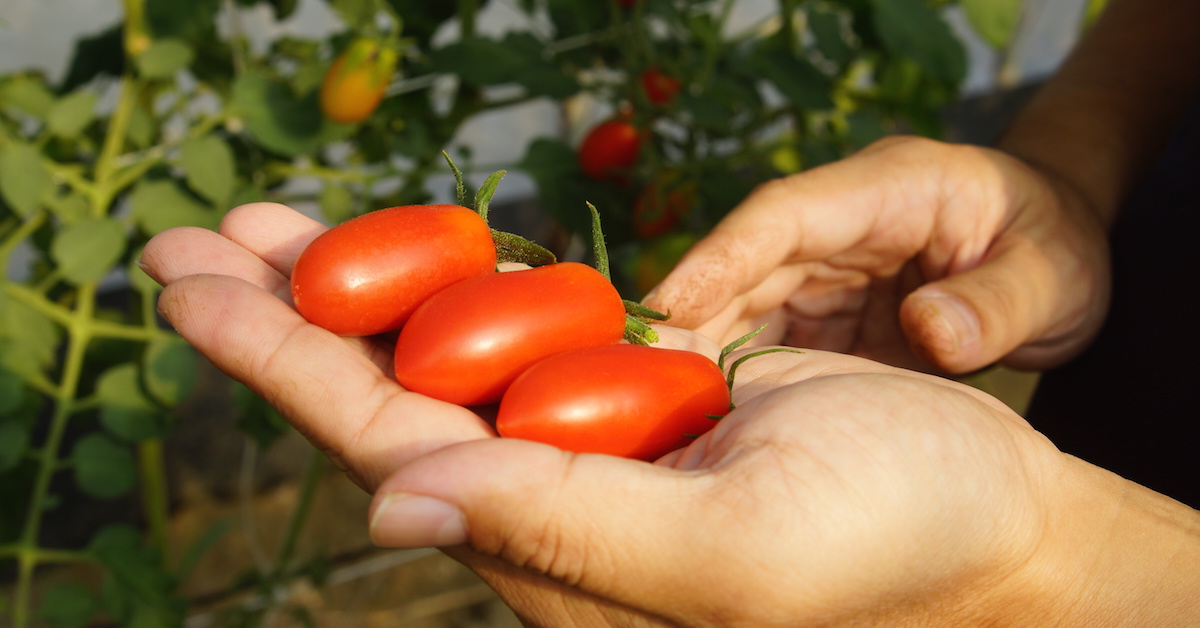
{"left": 984, "top": 454, "right": 1200, "bottom": 626}
{"left": 995, "top": 0, "right": 1200, "bottom": 227}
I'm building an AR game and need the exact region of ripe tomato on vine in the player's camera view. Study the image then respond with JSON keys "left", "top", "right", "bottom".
{"left": 640, "top": 67, "right": 682, "bottom": 106}
{"left": 578, "top": 115, "right": 643, "bottom": 181}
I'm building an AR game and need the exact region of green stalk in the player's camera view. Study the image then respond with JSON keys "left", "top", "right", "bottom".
{"left": 139, "top": 440, "right": 172, "bottom": 566}
{"left": 12, "top": 284, "right": 96, "bottom": 628}
{"left": 272, "top": 448, "right": 327, "bottom": 578}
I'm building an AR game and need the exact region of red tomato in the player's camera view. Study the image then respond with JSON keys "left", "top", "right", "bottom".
{"left": 319, "top": 38, "right": 398, "bottom": 124}
{"left": 632, "top": 172, "right": 696, "bottom": 238}
{"left": 640, "top": 67, "right": 681, "bottom": 106}
{"left": 291, "top": 205, "right": 495, "bottom": 336}
{"left": 393, "top": 262, "right": 627, "bottom": 406}
{"left": 497, "top": 344, "right": 729, "bottom": 461}
{"left": 578, "top": 117, "right": 642, "bottom": 181}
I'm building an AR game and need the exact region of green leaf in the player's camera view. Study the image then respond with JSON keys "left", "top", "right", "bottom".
{"left": 429, "top": 37, "right": 529, "bottom": 86}
{"left": 51, "top": 217, "right": 126, "bottom": 285}
{"left": 0, "top": 299, "right": 62, "bottom": 377}
{"left": 89, "top": 524, "right": 185, "bottom": 627}
{"left": 753, "top": 46, "right": 835, "bottom": 110}
{"left": 96, "top": 363, "right": 168, "bottom": 442}
{"left": 129, "top": 178, "right": 219, "bottom": 234}
{"left": 230, "top": 70, "right": 349, "bottom": 156}
{"left": 0, "top": 420, "right": 30, "bottom": 472}
{"left": 808, "top": 5, "right": 855, "bottom": 67}
{"left": 39, "top": 582, "right": 96, "bottom": 628}
{"left": 143, "top": 336, "right": 197, "bottom": 406}
{"left": 0, "top": 141, "right": 54, "bottom": 218}
{"left": 59, "top": 24, "right": 124, "bottom": 92}
{"left": 73, "top": 433, "right": 136, "bottom": 500}
{"left": 1, "top": 73, "right": 57, "bottom": 118}
{"left": 47, "top": 90, "right": 98, "bottom": 139}
{"left": 512, "top": 66, "right": 580, "bottom": 99}
{"left": 319, "top": 183, "right": 356, "bottom": 224}
{"left": 135, "top": 39, "right": 195, "bottom": 79}
{"left": 872, "top": 0, "right": 967, "bottom": 83}
{"left": 961, "top": 0, "right": 1022, "bottom": 49}
{"left": 179, "top": 134, "right": 236, "bottom": 205}
{"left": 0, "top": 366, "right": 23, "bottom": 414}
{"left": 47, "top": 191, "right": 91, "bottom": 224}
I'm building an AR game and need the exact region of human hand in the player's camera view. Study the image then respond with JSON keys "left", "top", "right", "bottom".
{"left": 366, "top": 345, "right": 1074, "bottom": 626}
{"left": 643, "top": 136, "right": 1112, "bottom": 374}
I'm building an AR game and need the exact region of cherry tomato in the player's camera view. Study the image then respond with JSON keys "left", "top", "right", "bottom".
{"left": 291, "top": 205, "right": 495, "bottom": 336}
{"left": 578, "top": 117, "right": 642, "bottom": 182}
{"left": 632, "top": 171, "right": 696, "bottom": 238}
{"left": 319, "top": 38, "right": 398, "bottom": 124}
{"left": 640, "top": 67, "right": 682, "bottom": 106}
{"left": 496, "top": 344, "right": 730, "bottom": 461}
{"left": 393, "top": 262, "right": 627, "bottom": 406}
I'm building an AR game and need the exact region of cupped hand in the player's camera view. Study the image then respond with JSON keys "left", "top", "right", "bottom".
{"left": 643, "top": 135, "right": 1112, "bottom": 374}
{"left": 368, "top": 344, "right": 1069, "bottom": 627}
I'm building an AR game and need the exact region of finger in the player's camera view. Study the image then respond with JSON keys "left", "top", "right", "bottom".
{"left": 644, "top": 138, "right": 930, "bottom": 331}
{"left": 367, "top": 438, "right": 717, "bottom": 623}
{"left": 159, "top": 274, "right": 494, "bottom": 490}
{"left": 140, "top": 227, "right": 289, "bottom": 298}
{"left": 218, "top": 202, "right": 329, "bottom": 277}
{"left": 900, "top": 228, "right": 1109, "bottom": 373}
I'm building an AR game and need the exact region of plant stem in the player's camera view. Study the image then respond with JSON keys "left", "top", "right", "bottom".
{"left": 12, "top": 284, "right": 96, "bottom": 628}
{"left": 272, "top": 447, "right": 327, "bottom": 579}
{"left": 139, "top": 439, "right": 172, "bottom": 567}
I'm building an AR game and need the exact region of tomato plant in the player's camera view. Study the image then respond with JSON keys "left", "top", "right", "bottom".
{"left": 319, "top": 38, "right": 399, "bottom": 124}
{"left": 291, "top": 204, "right": 496, "bottom": 336}
{"left": 640, "top": 67, "right": 682, "bottom": 106}
{"left": 578, "top": 116, "right": 642, "bottom": 182}
{"left": 496, "top": 344, "right": 730, "bottom": 461}
{"left": 393, "top": 262, "right": 627, "bottom": 406}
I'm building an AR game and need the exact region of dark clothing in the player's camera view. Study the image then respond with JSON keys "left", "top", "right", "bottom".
{"left": 1024, "top": 102, "right": 1200, "bottom": 508}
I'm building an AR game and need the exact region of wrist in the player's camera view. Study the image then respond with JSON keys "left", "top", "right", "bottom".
{"left": 971, "top": 453, "right": 1200, "bottom": 625}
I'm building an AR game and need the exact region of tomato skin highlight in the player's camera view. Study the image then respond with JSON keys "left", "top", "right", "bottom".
{"left": 578, "top": 117, "right": 642, "bottom": 181}
{"left": 393, "top": 262, "right": 627, "bottom": 406}
{"left": 291, "top": 205, "right": 496, "bottom": 337}
{"left": 496, "top": 344, "right": 730, "bottom": 461}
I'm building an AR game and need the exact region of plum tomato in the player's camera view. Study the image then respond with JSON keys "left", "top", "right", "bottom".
{"left": 393, "top": 262, "right": 627, "bottom": 406}
{"left": 319, "top": 38, "right": 398, "bottom": 124}
{"left": 496, "top": 344, "right": 730, "bottom": 461}
{"left": 578, "top": 117, "right": 642, "bottom": 182}
{"left": 291, "top": 204, "right": 496, "bottom": 336}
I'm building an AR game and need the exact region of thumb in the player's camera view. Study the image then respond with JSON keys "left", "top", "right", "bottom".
{"left": 899, "top": 237, "right": 1107, "bottom": 373}
{"left": 368, "top": 438, "right": 709, "bottom": 607}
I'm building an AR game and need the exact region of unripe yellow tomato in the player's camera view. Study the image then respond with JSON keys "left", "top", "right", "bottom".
{"left": 319, "top": 38, "right": 399, "bottom": 124}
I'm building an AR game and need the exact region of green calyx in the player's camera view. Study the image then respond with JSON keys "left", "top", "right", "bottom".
{"left": 442, "top": 151, "right": 557, "bottom": 266}
{"left": 583, "top": 202, "right": 671, "bottom": 346}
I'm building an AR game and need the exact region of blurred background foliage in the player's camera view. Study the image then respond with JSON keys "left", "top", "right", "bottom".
{"left": 0, "top": 0, "right": 1089, "bottom": 625}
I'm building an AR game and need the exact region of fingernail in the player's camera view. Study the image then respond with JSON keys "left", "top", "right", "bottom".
{"left": 914, "top": 290, "right": 980, "bottom": 355}
{"left": 369, "top": 493, "right": 467, "bottom": 548}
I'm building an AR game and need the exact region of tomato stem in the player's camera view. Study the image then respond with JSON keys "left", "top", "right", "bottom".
{"left": 717, "top": 324, "right": 769, "bottom": 373}
{"left": 624, "top": 299, "right": 669, "bottom": 321}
